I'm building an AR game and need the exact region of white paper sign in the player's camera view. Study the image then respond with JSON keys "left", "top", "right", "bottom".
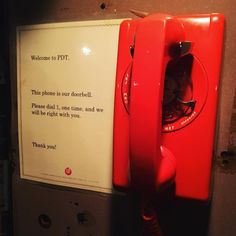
{"left": 17, "top": 19, "right": 123, "bottom": 193}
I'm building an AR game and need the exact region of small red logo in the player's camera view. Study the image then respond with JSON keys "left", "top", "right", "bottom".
{"left": 65, "top": 167, "right": 72, "bottom": 175}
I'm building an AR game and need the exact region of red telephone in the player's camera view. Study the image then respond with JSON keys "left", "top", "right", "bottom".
{"left": 113, "top": 13, "right": 224, "bottom": 201}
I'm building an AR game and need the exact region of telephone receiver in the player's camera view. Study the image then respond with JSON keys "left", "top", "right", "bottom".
{"left": 113, "top": 14, "right": 185, "bottom": 193}
{"left": 113, "top": 13, "right": 224, "bottom": 200}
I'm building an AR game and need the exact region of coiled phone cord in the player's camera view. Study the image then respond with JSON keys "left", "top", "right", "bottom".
{"left": 141, "top": 203, "right": 164, "bottom": 236}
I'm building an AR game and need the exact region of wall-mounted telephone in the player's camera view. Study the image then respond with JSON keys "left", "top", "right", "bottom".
{"left": 113, "top": 13, "right": 224, "bottom": 201}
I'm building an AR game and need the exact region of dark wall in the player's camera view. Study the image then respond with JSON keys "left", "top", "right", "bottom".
{"left": 0, "top": 0, "right": 11, "bottom": 235}
{"left": 8, "top": 1, "right": 236, "bottom": 236}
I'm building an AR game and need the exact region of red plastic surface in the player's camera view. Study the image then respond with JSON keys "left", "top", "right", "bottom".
{"left": 113, "top": 13, "right": 224, "bottom": 200}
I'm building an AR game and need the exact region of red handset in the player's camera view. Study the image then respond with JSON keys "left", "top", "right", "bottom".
{"left": 113, "top": 14, "right": 182, "bottom": 193}
{"left": 129, "top": 14, "right": 185, "bottom": 193}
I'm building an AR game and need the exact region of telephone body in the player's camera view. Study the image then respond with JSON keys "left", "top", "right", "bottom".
{"left": 113, "top": 13, "right": 224, "bottom": 201}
